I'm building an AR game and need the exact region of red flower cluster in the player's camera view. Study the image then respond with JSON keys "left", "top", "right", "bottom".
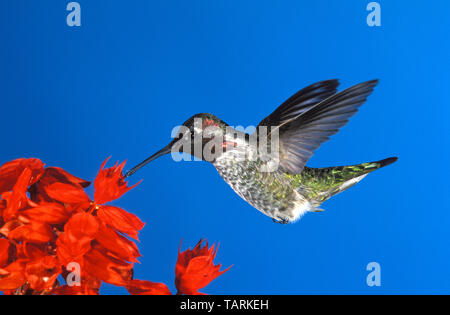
{"left": 0, "top": 158, "right": 230, "bottom": 295}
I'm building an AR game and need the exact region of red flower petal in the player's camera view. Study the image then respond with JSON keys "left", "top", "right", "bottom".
{"left": 95, "top": 222, "right": 141, "bottom": 263}
{"left": 0, "top": 260, "right": 27, "bottom": 290}
{"left": 2, "top": 168, "right": 32, "bottom": 221}
{"left": 52, "top": 284, "right": 99, "bottom": 295}
{"left": 0, "top": 199, "right": 5, "bottom": 222}
{"left": 20, "top": 243, "right": 46, "bottom": 261}
{"left": 65, "top": 212, "right": 99, "bottom": 239}
{"left": 29, "top": 167, "right": 90, "bottom": 203}
{"left": 8, "top": 222, "right": 54, "bottom": 244}
{"left": 0, "top": 239, "right": 10, "bottom": 268}
{"left": 42, "top": 167, "right": 90, "bottom": 188}
{"left": 21, "top": 202, "right": 69, "bottom": 224}
{"left": 0, "top": 158, "right": 44, "bottom": 195}
{"left": 45, "top": 182, "right": 90, "bottom": 204}
{"left": 56, "top": 213, "right": 99, "bottom": 265}
{"left": 126, "top": 279, "right": 172, "bottom": 295}
{"left": 0, "top": 220, "right": 22, "bottom": 238}
{"left": 56, "top": 233, "right": 88, "bottom": 266}
{"left": 97, "top": 205, "right": 144, "bottom": 240}
{"left": 25, "top": 255, "right": 60, "bottom": 291}
{"left": 94, "top": 158, "right": 140, "bottom": 204}
{"left": 83, "top": 248, "right": 133, "bottom": 286}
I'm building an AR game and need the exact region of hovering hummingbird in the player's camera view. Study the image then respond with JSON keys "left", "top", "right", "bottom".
{"left": 125, "top": 79, "right": 397, "bottom": 224}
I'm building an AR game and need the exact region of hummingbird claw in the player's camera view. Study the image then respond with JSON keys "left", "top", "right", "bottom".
{"left": 272, "top": 218, "right": 290, "bottom": 225}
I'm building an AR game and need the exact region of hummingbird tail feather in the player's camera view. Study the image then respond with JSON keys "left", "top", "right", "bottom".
{"left": 299, "top": 157, "right": 398, "bottom": 204}
{"left": 376, "top": 157, "right": 399, "bottom": 168}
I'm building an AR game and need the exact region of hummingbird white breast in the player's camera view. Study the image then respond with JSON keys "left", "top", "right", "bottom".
{"left": 213, "top": 144, "right": 311, "bottom": 223}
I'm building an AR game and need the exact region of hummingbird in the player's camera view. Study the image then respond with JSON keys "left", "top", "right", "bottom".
{"left": 125, "top": 79, "right": 397, "bottom": 224}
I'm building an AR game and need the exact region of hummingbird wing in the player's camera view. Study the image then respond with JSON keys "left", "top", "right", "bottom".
{"left": 257, "top": 79, "right": 340, "bottom": 128}
{"left": 258, "top": 80, "right": 379, "bottom": 174}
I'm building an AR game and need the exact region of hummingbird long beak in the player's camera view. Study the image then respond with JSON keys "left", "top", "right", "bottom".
{"left": 124, "top": 145, "right": 171, "bottom": 178}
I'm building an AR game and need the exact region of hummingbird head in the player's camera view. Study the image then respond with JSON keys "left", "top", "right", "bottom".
{"left": 124, "top": 113, "right": 228, "bottom": 178}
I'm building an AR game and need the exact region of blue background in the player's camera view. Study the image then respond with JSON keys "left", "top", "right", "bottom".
{"left": 1, "top": 1, "right": 449, "bottom": 294}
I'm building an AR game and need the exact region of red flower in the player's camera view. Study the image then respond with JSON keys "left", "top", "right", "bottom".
{"left": 175, "top": 240, "right": 231, "bottom": 295}
{"left": 94, "top": 157, "right": 140, "bottom": 204}
{"left": 0, "top": 157, "right": 231, "bottom": 295}
{"left": 0, "top": 157, "right": 144, "bottom": 294}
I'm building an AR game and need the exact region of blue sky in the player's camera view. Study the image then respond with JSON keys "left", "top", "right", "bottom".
{"left": 0, "top": 1, "right": 449, "bottom": 294}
